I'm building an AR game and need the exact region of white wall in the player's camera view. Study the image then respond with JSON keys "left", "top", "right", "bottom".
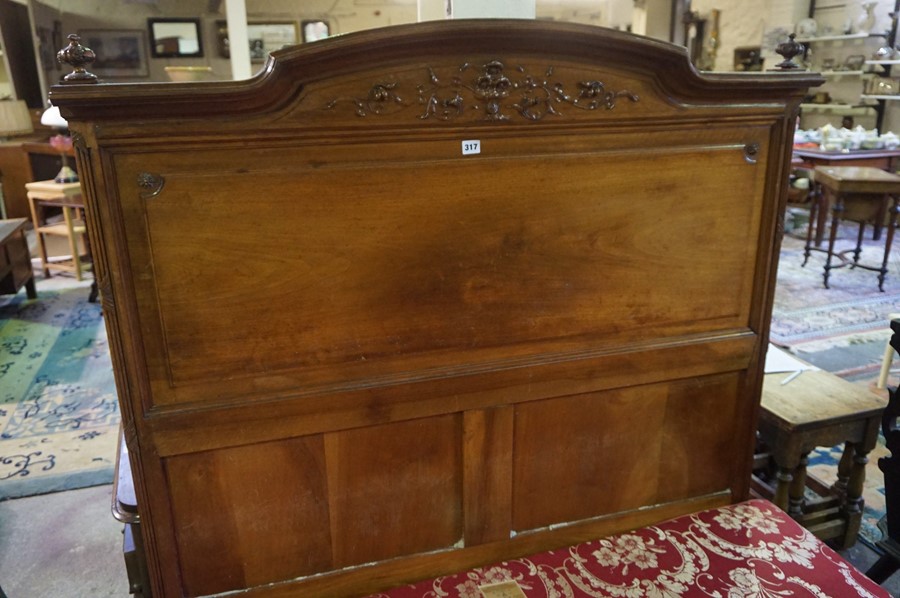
{"left": 32, "top": 0, "right": 422, "bottom": 83}
{"left": 31, "top": 0, "right": 668, "bottom": 86}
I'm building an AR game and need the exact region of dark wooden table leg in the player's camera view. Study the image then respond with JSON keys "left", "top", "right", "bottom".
{"left": 824, "top": 194, "right": 844, "bottom": 289}
{"left": 789, "top": 452, "right": 809, "bottom": 518}
{"left": 852, "top": 220, "right": 866, "bottom": 266}
{"left": 834, "top": 441, "right": 853, "bottom": 497}
{"left": 878, "top": 196, "right": 899, "bottom": 292}
{"left": 24, "top": 277, "right": 36, "bottom": 300}
{"left": 814, "top": 181, "right": 827, "bottom": 248}
{"left": 803, "top": 186, "right": 819, "bottom": 266}
{"left": 774, "top": 464, "right": 793, "bottom": 512}
{"left": 840, "top": 440, "right": 869, "bottom": 549}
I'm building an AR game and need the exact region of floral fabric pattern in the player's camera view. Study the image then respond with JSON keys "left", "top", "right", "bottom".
{"left": 368, "top": 500, "right": 888, "bottom": 598}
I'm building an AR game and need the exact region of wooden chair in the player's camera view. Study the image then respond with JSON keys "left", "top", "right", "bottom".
{"left": 867, "top": 318, "right": 900, "bottom": 584}
{"left": 879, "top": 313, "right": 900, "bottom": 389}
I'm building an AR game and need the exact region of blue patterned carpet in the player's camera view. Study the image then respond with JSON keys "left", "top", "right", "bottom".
{"left": 0, "top": 278, "right": 118, "bottom": 500}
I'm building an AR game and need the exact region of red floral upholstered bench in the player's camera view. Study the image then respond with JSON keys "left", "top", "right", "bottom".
{"left": 369, "top": 500, "right": 888, "bottom": 597}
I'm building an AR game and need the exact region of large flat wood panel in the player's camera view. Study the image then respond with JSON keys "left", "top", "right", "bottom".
{"left": 512, "top": 384, "right": 667, "bottom": 530}
{"left": 325, "top": 415, "right": 464, "bottom": 567}
{"left": 512, "top": 373, "right": 743, "bottom": 531}
{"left": 165, "top": 436, "right": 332, "bottom": 597}
{"left": 657, "top": 374, "right": 742, "bottom": 503}
{"left": 126, "top": 133, "right": 764, "bottom": 406}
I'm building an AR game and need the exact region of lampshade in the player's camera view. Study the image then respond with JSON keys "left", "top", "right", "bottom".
{"left": 0, "top": 100, "right": 34, "bottom": 138}
{"left": 40, "top": 105, "right": 69, "bottom": 129}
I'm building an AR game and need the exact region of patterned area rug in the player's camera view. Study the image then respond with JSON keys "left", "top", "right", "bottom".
{"left": 0, "top": 277, "right": 118, "bottom": 500}
{"left": 772, "top": 224, "right": 900, "bottom": 549}
{"left": 771, "top": 229, "right": 900, "bottom": 354}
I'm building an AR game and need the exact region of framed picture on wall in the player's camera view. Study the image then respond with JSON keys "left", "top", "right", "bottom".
{"left": 79, "top": 29, "right": 149, "bottom": 77}
{"left": 216, "top": 21, "right": 299, "bottom": 62}
{"left": 148, "top": 18, "right": 203, "bottom": 58}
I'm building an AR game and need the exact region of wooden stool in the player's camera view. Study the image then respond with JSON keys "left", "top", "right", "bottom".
{"left": 803, "top": 166, "right": 900, "bottom": 291}
{"left": 25, "top": 180, "right": 88, "bottom": 281}
{"left": 755, "top": 369, "right": 887, "bottom": 548}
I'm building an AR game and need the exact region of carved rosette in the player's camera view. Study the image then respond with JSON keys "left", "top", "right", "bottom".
{"left": 138, "top": 172, "right": 165, "bottom": 199}
{"left": 326, "top": 60, "right": 639, "bottom": 122}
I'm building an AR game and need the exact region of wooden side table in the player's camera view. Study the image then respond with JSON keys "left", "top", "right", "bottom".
{"left": 25, "top": 179, "right": 88, "bottom": 281}
{"left": 0, "top": 218, "right": 36, "bottom": 299}
{"left": 793, "top": 148, "right": 900, "bottom": 171}
{"left": 803, "top": 166, "right": 900, "bottom": 291}
{"left": 756, "top": 369, "right": 887, "bottom": 548}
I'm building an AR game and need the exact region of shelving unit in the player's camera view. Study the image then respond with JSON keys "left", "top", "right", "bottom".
{"left": 821, "top": 70, "right": 866, "bottom": 76}
{"left": 794, "top": 0, "right": 900, "bottom": 132}
{"left": 801, "top": 103, "right": 879, "bottom": 115}
{"left": 797, "top": 32, "right": 880, "bottom": 43}
{"left": 798, "top": 23, "right": 900, "bottom": 131}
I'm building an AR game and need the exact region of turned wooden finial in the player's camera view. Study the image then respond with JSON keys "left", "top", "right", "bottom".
{"left": 774, "top": 33, "right": 805, "bottom": 71}
{"left": 57, "top": 34, "right": 99, "bottom": 84}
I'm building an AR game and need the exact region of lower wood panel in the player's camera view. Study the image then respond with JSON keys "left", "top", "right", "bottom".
{"left": 324, "top": 414, "right": 464, "bottom": 568}
{"left": 162, "top": 373, "right": 743, "bottom": 596}
{"left": 657, "top": 374, "right": 742, "bottom": 503}
{"left": 463, "top": 407, "right": 514, "bottom": 545}
{"left": 165, "top": 436, "right": 332, "bottom": 597}
{"left": 512, "top": 373, "right": 742, "bottom": 531}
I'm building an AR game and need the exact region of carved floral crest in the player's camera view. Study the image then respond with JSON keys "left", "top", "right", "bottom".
{"left": 325, "top": 60, "right": 640, "bottom": 122}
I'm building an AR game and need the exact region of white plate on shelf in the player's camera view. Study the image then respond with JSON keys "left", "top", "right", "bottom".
{"left": 796, "top": 18, "right": 817, "bottom": 38}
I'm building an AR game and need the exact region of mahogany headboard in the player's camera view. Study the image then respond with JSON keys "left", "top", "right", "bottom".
{"left": 52, "top": 20, "right": 820, "bottom": 597}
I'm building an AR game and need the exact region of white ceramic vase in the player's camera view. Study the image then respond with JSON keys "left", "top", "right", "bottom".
{"left": 856, "top": 2, "right": 878, "bottom": 34}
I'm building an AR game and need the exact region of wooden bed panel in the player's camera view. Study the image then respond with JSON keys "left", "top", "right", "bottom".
{"left": 463, "top": 407, "right": 514, "bottom": 545}
{"left": 511, "top": 372, "right": 741, "bottom": 531}
{"left": 118, "top": 129, "right": 767, "bottom": 408}
{"left": 163, "top": 372, "right": 743, "bottom": 597}
{"left": 51, "top": 19, "right": 820, "bottom": 598}
{"left": 164, "top": 436, "right": 332, "bottom": 596}
{"left": 323, "top": 415, "right": 464, "bottom": 567}
{"left": 147, "top": 332, "right": 757, "bottom": 458}
{"left": 656, "top": 373, "right": 743, "bottom": 503}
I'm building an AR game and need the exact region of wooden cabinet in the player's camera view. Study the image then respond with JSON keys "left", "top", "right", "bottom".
{"left": 52, "top": 20, "right": 820, "bottom": 598}
{"left": 0, "top": 138, "right": 36, "bottom": 219}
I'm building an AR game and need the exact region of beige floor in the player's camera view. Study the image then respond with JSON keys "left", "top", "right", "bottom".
{"left": 0, "top": 484, "right": 127, "bottom": 597}
{"left": 0, "top": 237, "right": 120, "bottom": 597}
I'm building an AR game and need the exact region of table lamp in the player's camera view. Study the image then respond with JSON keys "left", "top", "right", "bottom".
{"left": 0, "top": 99, "right": 34, "bottom": 141}
{"left": 41, "top": 104, "right": 78, "bottom": 184}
